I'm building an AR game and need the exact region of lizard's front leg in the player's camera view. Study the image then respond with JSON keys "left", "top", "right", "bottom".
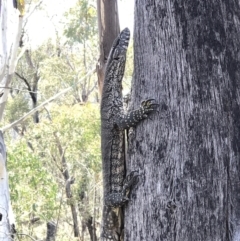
{"left": 116, "top": 99, "right": 158, "bottom": 129}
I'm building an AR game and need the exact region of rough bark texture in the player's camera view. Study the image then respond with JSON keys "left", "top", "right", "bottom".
{"left": 125, "top": 1, "right": 240, "bottom": 240}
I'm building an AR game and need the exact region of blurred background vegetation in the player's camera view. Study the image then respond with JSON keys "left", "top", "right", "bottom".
{"left": 3, "top": 0, "right": 133, "bottom": 240}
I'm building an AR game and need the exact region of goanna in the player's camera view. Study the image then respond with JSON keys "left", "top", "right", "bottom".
{"left": 100, "top": 28, "right": 157, "bottom": 241}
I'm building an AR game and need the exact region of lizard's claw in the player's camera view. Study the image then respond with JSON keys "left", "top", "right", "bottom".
{"left": 122, "top": 171, "right": 139, "bottom": 195}
{"left": 141, "top": 99, "right": 159, "bottom": 114}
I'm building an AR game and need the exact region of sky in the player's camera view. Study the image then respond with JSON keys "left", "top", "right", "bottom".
{"left": 26, "top": 0, "right": 134, "bottom": 48}
{"left": 118, "top": 0, "right": 134, "bottom": 30}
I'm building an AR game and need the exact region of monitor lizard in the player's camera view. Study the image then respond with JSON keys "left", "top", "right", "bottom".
{"left": 100, "top": 28, "right": 157, "bottom": 240}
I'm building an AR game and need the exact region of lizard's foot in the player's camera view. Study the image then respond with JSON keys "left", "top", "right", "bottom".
{"left": 122, "top": 170, "right": 139, "bottom": 195}
{"left": 104, "top": 171, "right": 139, "bottom": 207}
{"left": 140, "top": 99, "right": 159, "bottom": 117}
{"left": 105, "top": 192, "right": 129, "bottom": 207}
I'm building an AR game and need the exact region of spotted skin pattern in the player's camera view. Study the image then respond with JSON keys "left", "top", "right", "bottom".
{"left": 100, "top": 28, "right": 158, "bottom": 240}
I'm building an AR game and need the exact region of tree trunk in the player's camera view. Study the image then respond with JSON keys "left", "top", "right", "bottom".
{"left": 0, "top": 1, "right": 23, "bottom": 120}
{"left": 46, "top": 221, "right": 56, "bottom": 241}
{"left": 24, "top": 50, "right": 40, "bottom": 123}
{"left": 53, "top": 132, "right": 80, "bottom": 238}
{"left": 85, "top": 216, "right": 97, "bottom": 241}
{"left": 0, "top": 1, "right": 22, "bottom": 240}
{"left": 126, "top": 1, "right": 240, "bottom": 240}
{"left": 0, "top": 131, "right": 16, "bottom": 240}
{"left": 97, "top": 0, "right": 120, "bottom": 97}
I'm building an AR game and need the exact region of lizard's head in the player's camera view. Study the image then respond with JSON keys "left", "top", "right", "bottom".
{"left": 111, "top": 28, "right": 130, "bottom": 62}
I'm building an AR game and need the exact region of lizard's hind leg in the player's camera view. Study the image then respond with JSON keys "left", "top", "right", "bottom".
{"left": 122, "top": 171, "right": 139, "bottom": 198}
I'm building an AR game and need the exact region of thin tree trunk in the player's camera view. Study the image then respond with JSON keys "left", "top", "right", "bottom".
{"left": 46, "top": 221, "right": 56, "bottom": 241}
{"left": 85, "top": 216, "right": 97, "bottom": 241}
{"left": 24, "top": 50, "right": 40, "bottom": 123}
{"left": 97, "top": 0, "right": 120, "bottom": 96}
{"left": 126, "top": 1, "right": 240, "bottom": 240}
{"left": 0, "top": 1, "right": 23, "bottom": 240}
{"left": 0, "top": 1, "right": 23, "bottom": 120}
{"left": 0, "top": 131, "right": 16, "bottom": 240}
{"left": 53, "top": 132, "right": 80, "bottom": 239}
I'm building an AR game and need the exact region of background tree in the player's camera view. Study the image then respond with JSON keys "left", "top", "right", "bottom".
{"left": 4, "top": 0, "right": 102, "bottom": 240}
{"left": 126, "top": 1, "right": 240, "bottom": 240}
{"left": 0, "top": 1, "right": 23, "bottom": 240}
{"left": 97, "top": 0, "right": 120, "bottom": 96}
{"left": 6, "top": 103, "right": 101, "bottom": 240}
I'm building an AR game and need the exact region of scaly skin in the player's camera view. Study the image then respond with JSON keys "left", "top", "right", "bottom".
{"left": 100, "top": 28, "right": 157, "bottom": 240}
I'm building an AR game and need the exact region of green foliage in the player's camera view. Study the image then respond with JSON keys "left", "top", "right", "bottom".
{"left": 5, "top": 95, "right": 30, "bottom": 122}
{"left": 64, "top": 0, "right": 97, "bottom": 44}
{"left": 8, "top": 140, "right": 58, "bottom": 224}
{"left": 5, "top": 103, "right": 101, "bottom": 239}
{"left": 6, "top": 5, "right": 102, "bottom": 234}
{"left": 28, "top": 103, "right": 101, "bottom": 174}
{"left": 38, "top": 42, "right": 97, "bottom": 103}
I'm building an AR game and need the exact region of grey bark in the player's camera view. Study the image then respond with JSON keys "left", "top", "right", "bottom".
{"left": 85, "top": 216, "right": 97, "bottom": 241}
{"left": 125, "top": 1, "right": 240, "bottom": 241}
{"left": 46, "top": 221, "right": 56, "bottom": 241}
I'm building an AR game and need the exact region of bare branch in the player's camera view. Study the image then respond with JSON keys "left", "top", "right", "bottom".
{"left": 86, "top": 80, "right": 98, "bottom": 97}
{"left": 23, "top": 0, "right": 44, "bottom": 28}
{"left": 15, "top": 72, "right": 31, "bottom": 92}
{"left": 17, "top": 233, "right": 37, "bottom": 241}
{"left": 65, "top": 54, "right": 75, "bottom": 71}
{"left": 16, "top": 45, "right": 28, "bottom": 62}
{"left": 1, "top": 68, "right": 96, "bottom": 133}
{"left": 25, "top": 50, "right": 35, "bottom": 69}
{"left": 53, "top": 132, "right": 80, "bottom": 238}
{"left": 0, "top": 86, "right": 37, "bottom": 94}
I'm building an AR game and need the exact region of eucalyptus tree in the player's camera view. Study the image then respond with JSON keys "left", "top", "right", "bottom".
{"left": 126, "top": 1, "right": 240, "bottom": 241}
{"left": 0, "top": 1, "right": 23, "bottom": 240}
